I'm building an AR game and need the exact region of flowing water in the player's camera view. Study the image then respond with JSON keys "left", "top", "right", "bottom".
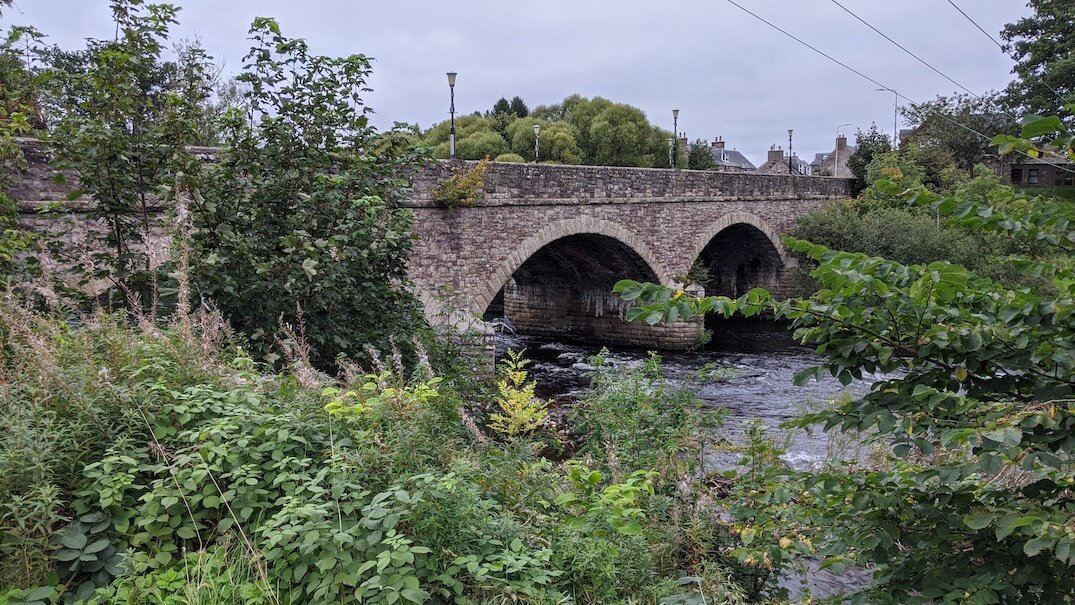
{"left": 496, "top": 317, "right": 887, "bottom": 471}
{"left": 494, "top": 318, "right": 882, "bottom": 598}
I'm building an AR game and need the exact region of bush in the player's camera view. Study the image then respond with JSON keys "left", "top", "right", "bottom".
{"left": 187, "top": 20, "right": 427, "bottom": 370}
{"left": 493, "top": 153, "right": 525, "bottom": 163}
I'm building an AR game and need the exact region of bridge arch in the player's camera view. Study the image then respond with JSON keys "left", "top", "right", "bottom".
{"left": 476, "top": 217, "right": 667, "bottom": 314}
{"left": 689, "top": 211, "right": 789, "bottom": 299}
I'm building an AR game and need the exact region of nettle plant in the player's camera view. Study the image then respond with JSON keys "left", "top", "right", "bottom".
{"left": 615, "top": 114, "right": 1075, "bottom": 603}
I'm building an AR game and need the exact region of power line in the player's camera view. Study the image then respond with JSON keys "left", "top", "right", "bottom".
{"left": 722, "top": 0, "right": 1075, "bottom": 177}
{"left": 945, "top": 0, "right": 1005, "bottom": 51}
{"left": 829, "top": 0, "right": 985, "bottom": 103}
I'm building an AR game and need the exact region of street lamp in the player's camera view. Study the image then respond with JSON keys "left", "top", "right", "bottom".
{"left": 833, "top": 123, "right": 851, "bottom": 177}
{"left": 533, "top": 123, "right": 541, "bottom": 162}
{"left": 446, "top": 71, "right": 457, "bottom": 159}
{"left": 787, "top": 129, "right": 794, "bottom": 175}
{"left": 876, "top": 88, "right": 898, "bottom": 147}
{"left": 672, "top": 109, "right": 680, "bottom": 167}
{"left": 667, "top": 137, "right": 675, "bottom": 168}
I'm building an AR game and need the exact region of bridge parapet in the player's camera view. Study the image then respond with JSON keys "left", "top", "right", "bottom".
{"left": 404, "top": 160, "right": 854, "bottom": 208}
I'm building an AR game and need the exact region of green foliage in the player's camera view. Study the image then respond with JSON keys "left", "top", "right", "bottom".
{"left": 616, "top": 120, "right": 1075, "bottom": 600}
{"left": 0, "top": 299, "right": 753, "bottom": 604}
{"left": 847, "top": 124, "right": 892, "bottom": 192}
{"left": 428, "top": 93, "right": 671, "bottom": 168}
{"left": 187, "top": 19, "right": 426, "bottom": 369}
{"left": 508, "top": 96, "right": 529, "bottom": 118}
{"left": 432, "top": 157, "right": 489, "bottom": 208}
{"left": 901, "top": 93, "right": 1016, "bottom": 172}
{"left": 488, "top": 350, "right": 549, "bottom": 437}
{"left": 687, "top": 139, "right": 715, "bottom": 170}
{"left": 554, "top": 464, "right": 656, "bottom": 537}
{"left": 455, "top": 130, "right": 509, "bottom": 160}
{"left": 86, "top": 543, "right": 273, "bottom": 604}
{"left": 570, "top": 352, "right": 720, "bottom": 488}
{"left": 493, "top": 153, "right": 525, "bottom": 163}
{"left": 507, "top": 118, "right": 582, "bottom": 164}
{"left": 44, "top": 0, "right": 213, "bottom": 305}
{"left": 1002, "top": 1, "right": 1075, "bottom": 117}
{"left": 793, "top": 202, "right": 986, "bottom": 270}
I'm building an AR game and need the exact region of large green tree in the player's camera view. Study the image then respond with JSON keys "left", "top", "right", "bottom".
{"left": 189, "top": 18, "right": 426, "bottom": 369}
{"left": 1002, "top": 0, "right": 1075, "bottom": 117}
{"left": 687, "top": 139, "right": 715, "bottom": 170}
{"left": 847, "top": 125, "right": 892, "bottom": 192}
{"left": 507, "top": 118, "right": 581, "bottom": 164}
{"left": 901, "top": 94, "right": 1015, "bottom": 172}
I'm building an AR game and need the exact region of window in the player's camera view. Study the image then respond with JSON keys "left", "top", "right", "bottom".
{"left": 1028, "top": 168, "right": 1039, "bottom": 185}
{"left": 1011, "top": 168, "right": 1023, "bottom": 184}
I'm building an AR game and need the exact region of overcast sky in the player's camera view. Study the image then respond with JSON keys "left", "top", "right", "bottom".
{"left": 5, "top": 1, "right": 1030, "bottom": 166}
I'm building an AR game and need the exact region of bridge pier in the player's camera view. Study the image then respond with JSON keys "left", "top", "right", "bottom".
{"left": 502, "top": 280, "right": 705, "bottom": 350}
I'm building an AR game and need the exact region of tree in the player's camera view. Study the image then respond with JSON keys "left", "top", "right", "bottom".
{"left": 846, "top": 125, "right": 891, "bottom": 192}
{"left": 901, "top": 94, "right": 1015, "bottom": 172}
{"left": 491, "top": 96, "right": 511, "bottom": 115}
{"left": 687, "top": 139, "right": 715, "bottom": 170}
{"left": 508, "top": 118, "right": 581, "bottom": 164}
{"left": 508, "top": 95, "right": 529, "bottom": 117}
{"left": 588, "top": 103, "right": 652, "bottom": 167}
{"left": 188, "top": 18, "right": 426, "bottom": 369}
{"left": 1001, "top": 1, "right": 1075, "bottom": 117}
{"left": 455, "top": 129, "right": 508, "bottom": 160}
{"left": 45, "top": 0, "right": 212, "bottom": 305}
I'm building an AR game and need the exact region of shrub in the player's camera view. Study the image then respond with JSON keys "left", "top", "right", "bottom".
{"left": 187, "top": 19, "right": 427, "bottom": 370}
{"left": 432, "top": 157, "right": 489, "bottom": 208}
{"left": 488, "top": 350, "right": 549, "bottom": 437}
{"left": 493, "top": 153, "right": 525, "bottom": 163}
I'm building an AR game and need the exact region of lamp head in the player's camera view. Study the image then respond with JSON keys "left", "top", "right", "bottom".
{"left": 446, "top": 72, "right": 457, "bottom": 87}
{"left": 672, "top": 108, "right": 680, "bottom": 120}
{"left": 533, "top": 123, "right": 541, "bottom": 135}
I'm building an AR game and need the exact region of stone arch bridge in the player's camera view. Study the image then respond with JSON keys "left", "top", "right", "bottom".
{"left": 404, "top": 162, "right": 852, "bottom": 351}
{"left": 10, "top": 140, "right": 852, "bottom": 355}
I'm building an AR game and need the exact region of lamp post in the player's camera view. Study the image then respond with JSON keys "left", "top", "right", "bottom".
{"left": 446, "top": 71, "right": 457, "bottom": 159}
{"left": 667, "top": 137, "right": 675, "bottom": 168}
{"left": 876, "top": 88, "right": 898, "bottom": 147}
{"left": 533, "top": 123, "right": 541, "bottom": 162}
{"left": 787, "top": 129, "right": 794, "bottom": 175}
{"left": 672, "top": 109, "right": 680, "bottom": 167}
{"left": 833, "top": 122, "right": 851, "bottom": 177}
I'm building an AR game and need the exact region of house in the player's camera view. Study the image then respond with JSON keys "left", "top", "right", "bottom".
{"left": 706, "top": 137, "right": 756, "bottom": 172}
{"left": 812, "top": 135, "right": 856, "bottom": 177}
{"left": 1008, "top": 152, "right": 1075, "bottom": 188}
{"left": 756, "top": 145, "right": 811, "bottom": 175}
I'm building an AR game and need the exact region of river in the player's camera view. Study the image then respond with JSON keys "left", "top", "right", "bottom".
{"left": 495, "top": 317, "right": 886, "bottom": 472}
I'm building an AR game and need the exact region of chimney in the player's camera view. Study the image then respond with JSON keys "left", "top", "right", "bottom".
{"left": 836, "top": 135, "right": 848, "bottom": 151}
{"left": 767, "top": 145, "right": 784, "bottom": 164}
{"left": 712, "top": 136, "right": 725, "bottom": 150}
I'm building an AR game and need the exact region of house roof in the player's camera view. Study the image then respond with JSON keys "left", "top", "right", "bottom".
{"left": 756, "top": 155, "right": 810, "bottom": 175}
{"left": 707, "top": 147, "right": 756, "bottom": 170}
